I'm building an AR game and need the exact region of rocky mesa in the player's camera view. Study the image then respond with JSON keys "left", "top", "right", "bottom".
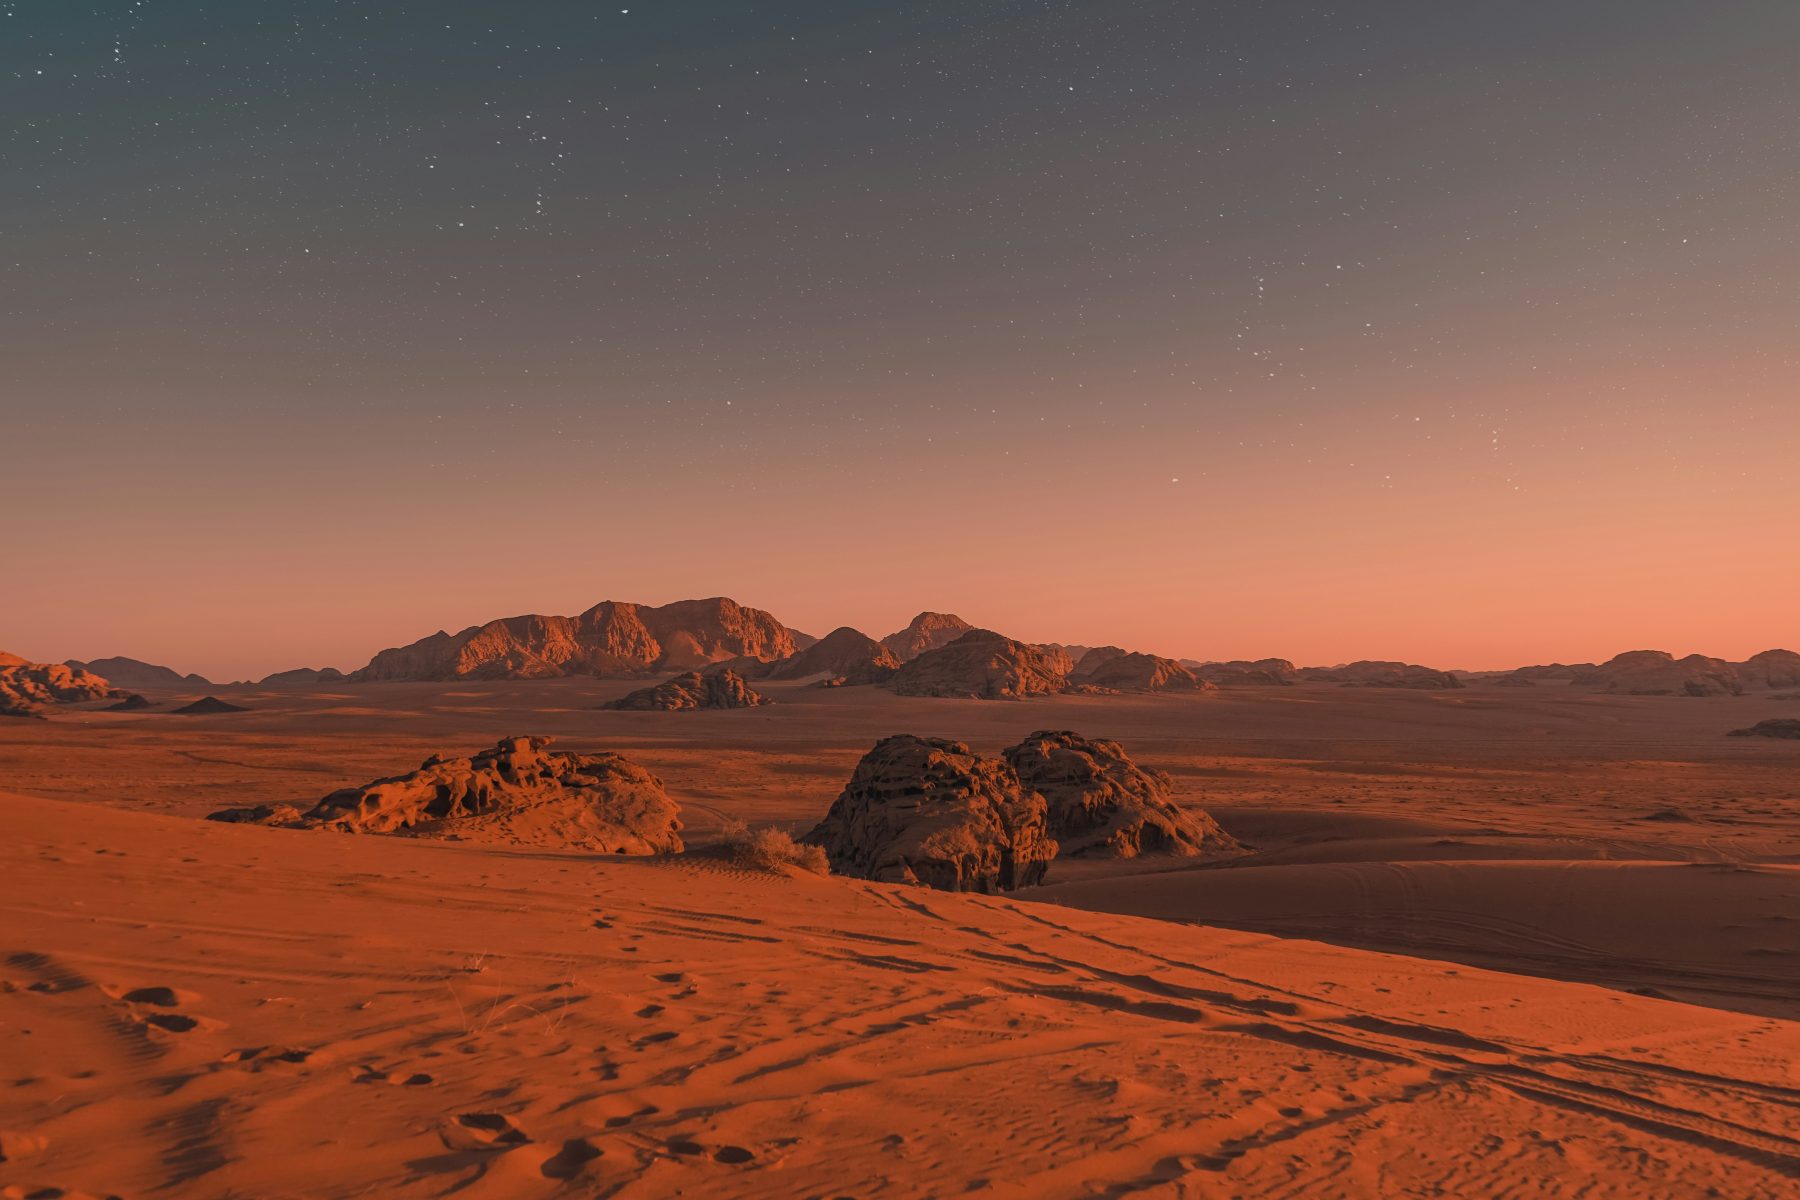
{"left": 352, "top": 596, "right": 802, "bottom": 681}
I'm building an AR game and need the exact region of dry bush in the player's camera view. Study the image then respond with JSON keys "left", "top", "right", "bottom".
{"left": 718, "top": 819, "right": 831, "bottom": 875}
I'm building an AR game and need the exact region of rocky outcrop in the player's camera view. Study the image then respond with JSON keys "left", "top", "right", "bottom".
{"left": 880, "top": 612, "right": 974, "bottom": 662}
{"left": 1071, "top": 647, "right": 1129, "bottom": 678}
{"left": 1298, "top": 661, "right": 1464, "bottom": 689}
{"left": 1188, "top": 658, "right": 1299, "bottom": 686}
{"left": 1739, "top": 650, "right": 1800, "bottom": 691}
{"left": 1586, "top": 651, "right": 1742, "bottom": 697}
{"left": 64, "top": 656, "right": 212, "bottom": 690}
{"left": 1729, "top": 719, "right": 1800, "bottom": 740}
{"left": 259, "top": 667, "right": 346, "bottom": 685}
{"left": 889, "top": 629, "right": 1069, "bottom": 700}
{"left": 0, "top": 656, "right": 119, "bottom": 717}
{"left": 602, "top": 669, "right": 768, "bottom": 711}
{"left": 353, "top": 597, "right": 800, "bottom": 681}
{"left": 207, "top": 736, "right": 682, "bottom": 853}
{"left": 173, "top": 696, "right": 249, "bottom": 714}
{"left": 804, "top": 735, "right": 1055, "bottom": 892}
{"left": 106, "top": 694, "right": 155, "bottom": 712}
{"left": 1073, "top": 652, "right": 1214, "bottom": 693}
{"left": 1003, "top": 731, "right": 1240, "bottom": 859}
{"left": 763, "top": 627, "right": 900, "bottom": 685}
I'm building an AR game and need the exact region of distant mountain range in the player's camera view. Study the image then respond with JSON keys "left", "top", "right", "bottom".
{"left": 36, "top": 597, "right": 1798, "bottom": 702}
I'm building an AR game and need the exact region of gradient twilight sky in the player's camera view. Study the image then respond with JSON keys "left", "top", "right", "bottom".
{"left": 4, "top": 1, "right": 1796, "bottom": 680}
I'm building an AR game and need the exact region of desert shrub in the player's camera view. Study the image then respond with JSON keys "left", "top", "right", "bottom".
{"left": 718, "top": 819, "right": 831, "bottom": 875}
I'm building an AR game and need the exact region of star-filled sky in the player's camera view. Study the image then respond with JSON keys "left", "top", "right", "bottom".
{"left": 4, "top": 1, "right": 1796, "bottom": 679}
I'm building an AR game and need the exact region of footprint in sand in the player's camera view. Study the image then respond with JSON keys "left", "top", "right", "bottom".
{"left": 110, "top": 984, "right": 221, "bottom": 1035}
{"left": 602, "top": 1103, "right": 660, "bottom": 1128}
{"left": 440, "top": 1112, "right": 530, "bottom": 1151}
{"left": 353, "top": 1064, "right": 433, "bottom": 1086}
{"left": 220, "top": 1046, "right": 315, "bottom": 1071}
{"left": 539, "top": 1137, "right": 603, "bottom": 1179}
{"left": 665, "top": 1137, "right": 756, "bottom": 1165}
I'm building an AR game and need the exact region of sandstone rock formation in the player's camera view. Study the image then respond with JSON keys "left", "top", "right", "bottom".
{"left": 602, "top": 669, "right": 768, "bottom": 711}
{"left": 1072, "top": 652, "right": 1214, "bottom": 693}
{"left": 1188, "top": 658, "right": 1299, "bottom": 686}
{"left": 353, "top": 597, "right": 800, "bottom": 681}
{"left": 762, "top": 626, "right": 900, "bottom": 684}
{"left": 1003, "top": 730, "right": 1240, "bottom": 859}
{"left": 174, "top": 696, "right": 250, "bottom": 714}
{"left": 888, "top": 629, "right": 1070, "bottom": 700}
{"left": 1071, "top": 646, "right": 1130, "bottom": 678}
{"left": 1729, "top": 719, "right": 1800, "bottom": 740}
{"left": 207, "top": 736, "right": 683, "bottom": 853}
{"left": 0, "top": 655, "right": 119, "bottom": 717}
{"left": 1586, "top": 651, "right": 1742, "bottom": 697}
{"left": 259, "top": 667, "right": 346, "bottom": 685}
{"left": 1739, "top": 650, "right": 1800, "bottom": 691}
{"left": 880, "top": 612, "right": 974, "bottom": 662}
{"left": 1298, "top": 661, "right": 1464, "bottom": 689}
{"left": 805, "top": 735, "right": 1055, "bottom": 892}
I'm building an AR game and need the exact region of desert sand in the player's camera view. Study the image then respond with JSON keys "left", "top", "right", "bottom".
{"left": 3, "top": 677, "right": 1799, "bottom": 1197}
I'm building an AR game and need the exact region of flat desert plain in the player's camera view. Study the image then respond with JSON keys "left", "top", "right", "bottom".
{"left": 3, "top": 679, "right": 1799, "bottom": 1197}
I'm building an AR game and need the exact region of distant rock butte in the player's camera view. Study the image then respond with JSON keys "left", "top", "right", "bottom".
{"left": 353, "top": 597, "right": 800, "bottom": 682}
{"left": 1586, "top": 651, "right": 1743, "bottom": 697}
{"left": 174, "top": 696, "right": 250, "bottom": 714}
{"left": 805, "top": 735, "right": 1056, "bottom": 892}
{"left": 64, "top": 656, "right": 212, "bottom": 689}
{"left": 1729, "top": 719, "right": 1800, "bottom": 740}
{"left": 207, "top": 735, "right": 682, "bottom": 853}
{"left": 762, "top": 626, "right": 900, "bottom": 684}
{"left": 106, "top": 694, "right": 155, "bottom": 712}
{"left": 0, "top": 655, "right": 119, "bottom": 717}
{"left": 889, "top": 629, "right": 1070, "bottom": 700}
{"left": 1297, "top": 661, "right": 1464, "bottom": 690}
{"left": 879, "top": 612, "right": 974, "bottom": 662}
{"left": 1071, "top": 652, "right": 1215, "bottom": 693}
{"left": 1004, "top": 730, "right": 1240, "bottom": 859}
{"left": 603, "top": 669, "right": 768, "bottom": 711}
{"left": 259, "top": 667, "right": 346, "bottom": 685}
{"left": 1739, "top": 650, "right": 1800, "bottom": 691}
{"left": 1187, "top": 658, "right": 1299, "bottom": 686}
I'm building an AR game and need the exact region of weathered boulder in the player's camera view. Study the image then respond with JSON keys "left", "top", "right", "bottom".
{"left": 880, "top": 612, "right": 975, "bottom": 662}
{"left": 1003, "top": 730, "right": 1240, "bottom": 859}
{"left": 603, "top": 669, "right": 768, "bottom": 711}
{"left": 763, "top": 626, "right": 900, "bottom": 684}
{"left": 888, "top": 629, "right": 1069, "bottom": 700}
{"left": 805, "top": 735, "right": 1056, "bottom": 892}
{"left": 207, "top": 736, "right": 683, "bottom": 853}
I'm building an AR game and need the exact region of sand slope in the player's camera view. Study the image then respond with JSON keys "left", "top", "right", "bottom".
{"left": 3, "top": 790, "right": 1797, "bottom": 1199}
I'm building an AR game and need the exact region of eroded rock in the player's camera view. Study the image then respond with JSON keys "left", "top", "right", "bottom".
{"left": 1004, "top": 730, "right": 1240, "bottom": 859}
{"left": 602, "top": 669, "right": 768, "bottom": 711}
{"left": 207, "top": 736, "right": 683, "bottom": 853}
{"left": 805, "top": 735, "right": 1055, "bottom": 892}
